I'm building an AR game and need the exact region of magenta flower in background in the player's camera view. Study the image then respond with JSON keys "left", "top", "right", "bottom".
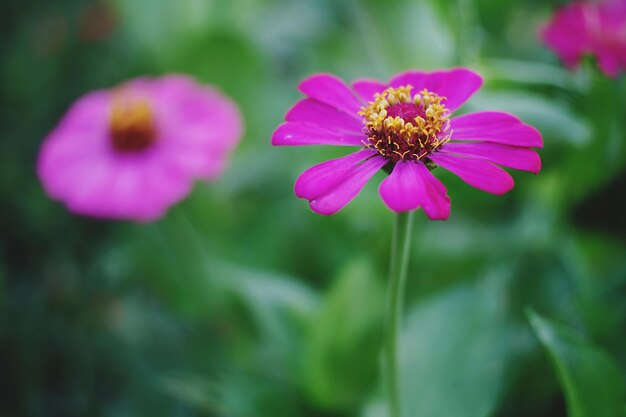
{"left": 272, "top": 69, "right": 542, "bottom": 219}
{"left": 38, "top": 75, "right": 243, "bottom": 221}
{"left": 541, "top": 0, "right": 626, "bottom": 76}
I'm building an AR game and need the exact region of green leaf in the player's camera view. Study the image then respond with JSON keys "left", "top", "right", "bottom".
{"left": 485, "top": 58, "right": 575, "bottom": 89}
{"left": 398, "top": 276, "right": 512, "bottom": 417}
{"left": 303, "top": 259, "right": 385, "bottom": 410}
{"left": 527, "top": 309, "right": 626, "bottom": 417}
{"left": 469, "top": 91, "right": 591, "bottom": 146}
{"left": 160, "top": 374, "right": 223, "bottom": 414}
{"left": 224, "top": 264, "right": 320, "bottom": 348}
{"left": 114, "top": 0, "right": 214, "bottom": 51}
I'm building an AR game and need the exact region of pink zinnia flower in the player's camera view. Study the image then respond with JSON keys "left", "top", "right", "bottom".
{"left": 272, "top": 69, "right": 542, "bottom": 219}
{"left": 541, "top": 0, "right": 626, "bottom": 76}
{"left": 38, "top": 75, "right": 243, "bottom": 221}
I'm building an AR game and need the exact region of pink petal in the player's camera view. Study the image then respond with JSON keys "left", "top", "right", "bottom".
{"left": 93, "top": 163, "right": 161, "bottom": 221}
{"left": 540, "top": 3, "right": 590, "bottom": 70}
{"left": 294, "top": 150, "right": 387, "bottom": 215}
{"left": 145, "top": 76, "right": 243, "bottom": 180}
{"left": 136, "top": 160, "right": 193, "bottom": 220}
{"left": 59, "top": 155, "right": 192, "bottom": 222}
{"left": 429, "top": 153, "right": 514, "bottom": 195}
{"left": 37, "top": 93, "right": 113, "bottom": 201}
{"left": 310, "top": 157, "right": 387, "bottom": 215}
{"left": 379, "top": 162, "right": 421, "bottom": 212}
{"left": 298, "top": 74, "right": 363, "bottom": 115}
{"left": 272, "top": 122, "right": 365, "bottom": 146}
{"left": 352, "top": 79, "right": 387, "bottom": 103}
{"left": 67, "top": 162, "right": 148, "bottom": 220}
{"left": 44, "top": 153, "right": 114, "bottom": 209}
{"left": 441, "top": 142, "right": 542, "bottom": 174}
{"left": 38, "top": 75, "right": 243, "bottom": 222}
{"left": 379, "top": 161, "right": 450, "bottom": 219}
{"left": 591, "top": 2, "right": 626, "bottom": 76}
{"left": 167, "top": 144, "right": 230, "bottom": 181}
{"left": 54, "top": 90, "right": 112, "bottom": 133}
{"left": 389, "top": 68, "right": 483, "bottom": 113}
{"left": 541, "top": 1, "right": 626, "bottom": 76}
{"left": 449, "top": 112, "right": 543, "bottom": 148}
{"left": 596, "top": 50, "right": 621, "bottom": 77}
{"left": 295, "top": 149, "right": 375, "bottom": 199}
{"left": 285, "top": 98, "right": 363, "bottom": 132}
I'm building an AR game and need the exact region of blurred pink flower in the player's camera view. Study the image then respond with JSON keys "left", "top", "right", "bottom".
{"left": 541, "top": 0, "right": 626, "bottom": 76}
{"left": 272, "top": 69, "right": 542, "bottom": 219}
{"left": 38, "top": 75, "right": 243, "bottom": 221}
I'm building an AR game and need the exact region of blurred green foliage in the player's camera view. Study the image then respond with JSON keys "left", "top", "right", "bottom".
{"left": 528, "top": 309, "right": 626, "bottom": 417}
{"left": 0, "top": 0, "right": 625, "bottom": 416}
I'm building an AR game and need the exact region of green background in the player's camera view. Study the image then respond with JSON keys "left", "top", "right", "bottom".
{"left": 1, "top": 0, "right": 625, "bottom": 416}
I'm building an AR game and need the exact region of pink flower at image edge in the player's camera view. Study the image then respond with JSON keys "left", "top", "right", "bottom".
{"left": 541, "top": 0, "right": 626, "bottom": 76}
{"left": 272, "top": 69, "right": 542, "bottom": 219}
{"left": 38, "top": 75, "right": 243, "bottom": 222}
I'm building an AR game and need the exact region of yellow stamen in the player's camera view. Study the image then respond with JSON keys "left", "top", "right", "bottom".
{"left": 109, "top": 95, "right": 157, "bottom": 152}
{"left": 358, "top": 86, "right": 451, "bottom": 162}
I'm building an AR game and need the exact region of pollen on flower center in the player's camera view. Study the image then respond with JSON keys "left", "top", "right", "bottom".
{"left": 109, "top": 96, "right": 157, "bottom": 152}
{"left": 359, "top": 86, "right": 450, "bottom": 163}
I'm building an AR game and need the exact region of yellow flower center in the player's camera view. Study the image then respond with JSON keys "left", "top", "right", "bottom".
{"left": 109, "top": 96, "right": 157, "bottom": 152}
{"left": 359, "top": 86, "right": 450, "bottom": 162}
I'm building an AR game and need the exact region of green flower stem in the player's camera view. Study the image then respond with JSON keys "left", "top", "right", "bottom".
{"left": 384, "top": 211, "right": 414, "bottom": 417}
